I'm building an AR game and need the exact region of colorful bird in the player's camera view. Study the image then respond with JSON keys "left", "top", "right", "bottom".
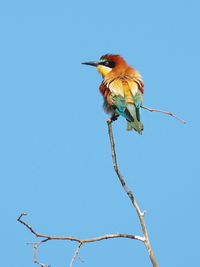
{"left": 82, "top": 54, "right": 144, "bottom": 134}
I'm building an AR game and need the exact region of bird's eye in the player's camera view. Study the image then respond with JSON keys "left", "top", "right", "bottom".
{"left": 104, "top": 61, "right": 110, "bottom": 66}
{"left": 99, "top": 59, "right": 115, "bottom": 68}
{"left": 103, "top": 60, "right": 115, "bottom": 68}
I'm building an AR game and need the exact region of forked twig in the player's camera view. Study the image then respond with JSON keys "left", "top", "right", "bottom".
{"left": 141, "top": 105, "right": 187, "bottom": 124}
{"left": 70, "top": 243, "right": 83, "bottom": 267}
{"left": 33, "top": 239, "right": 50, "bottom": 267}
{"left": 17, "top": 213, "right": 144, "bottom": 267}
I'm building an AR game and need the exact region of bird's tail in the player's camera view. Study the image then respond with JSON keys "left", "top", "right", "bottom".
{"left": 126, "top": 103, "right": 144, "bottom": 134}
{"left": 126, "top": 120, "right": 144, "bottom": 134}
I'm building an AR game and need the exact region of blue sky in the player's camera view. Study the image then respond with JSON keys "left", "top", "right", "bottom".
{"left": 0, "top": 0, "right": 199, "bottom": 266}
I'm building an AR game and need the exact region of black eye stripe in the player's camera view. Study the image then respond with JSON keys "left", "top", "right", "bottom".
{"left": 100, "top": 60, "right": 115, "bottom": 68}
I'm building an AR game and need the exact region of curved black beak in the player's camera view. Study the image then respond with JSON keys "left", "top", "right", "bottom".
{"left": 82, "top": 61, "right": 99, "bottom": 67}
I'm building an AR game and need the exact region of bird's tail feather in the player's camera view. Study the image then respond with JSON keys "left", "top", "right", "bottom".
{"left": 126, "top": 103, "right": 143, "bottom": 134}
{"left": 126, "top": 120, "right": 144, "bottom": 134}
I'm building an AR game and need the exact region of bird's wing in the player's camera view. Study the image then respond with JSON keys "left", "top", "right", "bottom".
{"left": 126, "top": 79, "right": 143, "bottom": 108}
{"left": 108, "top": 79, "right": 124, "bottom": 97}
{"left": 100, "top": 78, "right": 143, "bottom": 124}
{"left": 108, "top": 79, "right": 133, "bottom": 121}
{"left": 107, "top": 78, "right": 143, "bottom": 121}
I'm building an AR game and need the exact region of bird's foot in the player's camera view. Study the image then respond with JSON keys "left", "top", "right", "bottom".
{"left": 107, "top": 114, "right": 119, "bottom": 124}
{"left": 111, "top": 114, "right": 119, "bottom": 122}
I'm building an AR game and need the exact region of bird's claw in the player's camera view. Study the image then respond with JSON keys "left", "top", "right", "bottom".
{"left": 110, "top": 114, "right": 119, "bottom": 122}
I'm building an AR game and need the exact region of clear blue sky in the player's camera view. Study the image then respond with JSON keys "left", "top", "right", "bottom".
{"left": 0, "top": 0, "right": 199, "bottom": 266}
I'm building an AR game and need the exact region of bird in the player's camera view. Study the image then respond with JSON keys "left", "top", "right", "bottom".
{"left": 82, "top": 54, "right": 144, "bottom": 134}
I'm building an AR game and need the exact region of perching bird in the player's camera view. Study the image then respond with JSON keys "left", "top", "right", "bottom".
{"left": 82, "top": 54, "right": 144, "bottom": 134}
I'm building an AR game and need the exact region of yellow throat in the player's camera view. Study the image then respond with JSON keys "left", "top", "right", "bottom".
{"left": 97, "top": 65, "right": 112, "bottom": 77}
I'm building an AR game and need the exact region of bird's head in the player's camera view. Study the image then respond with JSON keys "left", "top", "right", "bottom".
{"left": 82, "top": 54, "right": 128, "bottom": 77}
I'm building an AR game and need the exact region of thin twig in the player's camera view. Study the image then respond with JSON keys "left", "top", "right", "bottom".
{"left": 141, "top": 105, "right": 187, "bottom": 124}
{"left": 77, "top": 252, "right": 84, "bottom": 263}
{"left": 17, "top": 213, "right": 144, "bottom": 266}
{"left": 70, "top": 243, "right": 82, "bottom": 267}
{"left": 107, "top": 119, "right": 158, "bottom": 267}
{"left": 33, "top": 239, "right": 50, "bottom": 267}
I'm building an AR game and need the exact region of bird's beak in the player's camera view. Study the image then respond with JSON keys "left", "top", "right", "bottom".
{"left": 82, "top": 61, "right": 99, "bottom": 67}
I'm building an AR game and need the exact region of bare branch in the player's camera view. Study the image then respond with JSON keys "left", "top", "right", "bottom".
{"left": 106, "top": 119, "right": 158, "bottom": 267}
{"left": 18, "top": 213, "right": 143, "bottom": 243}
{"left": 18, "top": 213, "right": 144, "bottom": 266}
{"left": 141, "top": 105, "right": 187, "bottom": 124}
{"left": 19, "top": 107, "right": 177, "bottom": 266}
